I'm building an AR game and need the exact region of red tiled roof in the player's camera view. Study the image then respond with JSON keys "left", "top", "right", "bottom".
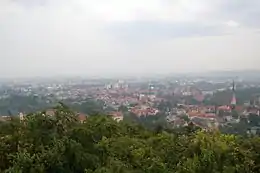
{"left": 46, "top": 109, "right": 55, "bottom": 116}
{"left": 77, "top": 113, "right": 87, "bottom": 121}
{"left": 109, "top": 111, "right": 123, "bottom": 117}
{"left": 235, "top": 106, "right": 244, "bottom": 112}
{"left": 130, "top": 107, "right": 158, "bottom": 116}
{"left": 188, "top": 112, "right": 216, "bottom": 119}
{"left": 218, "top": 105, "right": 231, "bottom": 111}
{"left": 204, "top": 113, "right": 216, "bottom": 118}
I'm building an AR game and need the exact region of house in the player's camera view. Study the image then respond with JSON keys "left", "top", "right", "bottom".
{"left": 19, "top": 112, "right": 24, "bottom": 121}
{"left": 246, "top": 107, "right": 260, "bottom": 116}
{"left": 45, "top": 109, "right": 55, "bottom": 116}
{"left": 247, "top": 126, "right": 260, "bottom": 136}
{"left": 77, "top": 113, "right": 87, "bottom": 123}
{"left": 188, "top": 111, "right": 216, "bottom": 121}
{"left": 0, "top": 116, "right": 11, "bottom": 122}
{"left": 225, "top": 115, "right": 233, "bottom": 122}
{"left": 191, "top": 117, "right": 218, "bottom": 130}
{"left": 218, "top": 105, "right": 231, "bottom": 112}
{"left": 130, "top": 106, "right": 159, "bottom": 117}
{"left": 109, "top": 111, "right": 124, "bottom": 122}
{"left": 172, "top": 118, "right": 187, "bottom": 128}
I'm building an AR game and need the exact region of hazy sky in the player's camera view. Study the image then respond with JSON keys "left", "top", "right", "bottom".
{"left": 1, "top": 0, "right": 260, "bottom": 77}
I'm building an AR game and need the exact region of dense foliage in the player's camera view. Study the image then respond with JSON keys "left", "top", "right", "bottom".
{"left": 0, "top": 95, "right": 53, "bottom": 115}
{"left": 0, "top": 105, "right": 260, "bottom": 173}
{"left": 0, "top": 95, "right": 106, "bottom": 116}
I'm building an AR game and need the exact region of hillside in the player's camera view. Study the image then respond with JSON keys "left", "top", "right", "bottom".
{"left": 0, "top": 104, "right": 259, "bottom": 173}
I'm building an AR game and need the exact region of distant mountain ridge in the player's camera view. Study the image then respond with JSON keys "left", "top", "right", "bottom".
{"left": 183, "top": 70, "right": 260, "bottom": 79}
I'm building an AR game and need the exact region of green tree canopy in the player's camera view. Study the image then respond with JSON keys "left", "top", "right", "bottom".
{"left": 0, "top": 104, "right": 259, "bottom": 173}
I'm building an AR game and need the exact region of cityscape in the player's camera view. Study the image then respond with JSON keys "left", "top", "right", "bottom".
{"left": 1, "top": 0, "right": 260, "bottom": 172}
{"left": 1, "top": 71, "right": 260, "bottom": 136}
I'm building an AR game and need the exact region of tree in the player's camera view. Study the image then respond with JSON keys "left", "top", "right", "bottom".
{"left": 248, "top": 114, "right": 260, "bottom": 127}
{"left": 0, "top": 104, "right": 259, "bottom": 173}
{"left": 118, "top": 105, "right": 128, "bottom": 112}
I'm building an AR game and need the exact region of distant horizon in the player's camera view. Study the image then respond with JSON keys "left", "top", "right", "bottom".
{"left": 0, "top": 69, "right": 259, "bottom": 80}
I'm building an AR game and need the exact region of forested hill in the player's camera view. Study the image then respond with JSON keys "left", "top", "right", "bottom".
{"left": 0, "top": 105, "right": 259, "bottom": 173}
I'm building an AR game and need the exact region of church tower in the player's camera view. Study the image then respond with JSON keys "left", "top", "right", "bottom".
{"left": 230, "top": 80, "right": 236, "bottom": 109}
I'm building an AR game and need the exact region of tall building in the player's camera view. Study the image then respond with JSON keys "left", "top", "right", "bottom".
{"left": 230, "top": 80, "right": 237, "bottom": 109}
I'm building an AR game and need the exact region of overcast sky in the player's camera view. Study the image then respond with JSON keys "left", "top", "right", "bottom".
{"left": 1, "top": 0, "right": 260, "bottom": 78}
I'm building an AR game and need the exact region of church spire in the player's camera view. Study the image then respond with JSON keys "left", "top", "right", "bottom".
{"left": 231, "top": 80, "right": 236, "bottom": 107}
{"left": 232, "top": 80, "right": 235, "bottom": 92}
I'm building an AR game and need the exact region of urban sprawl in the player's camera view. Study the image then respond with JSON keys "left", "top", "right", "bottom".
{"left": 0, "top": 75, "right": 260, "bottom": 135}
